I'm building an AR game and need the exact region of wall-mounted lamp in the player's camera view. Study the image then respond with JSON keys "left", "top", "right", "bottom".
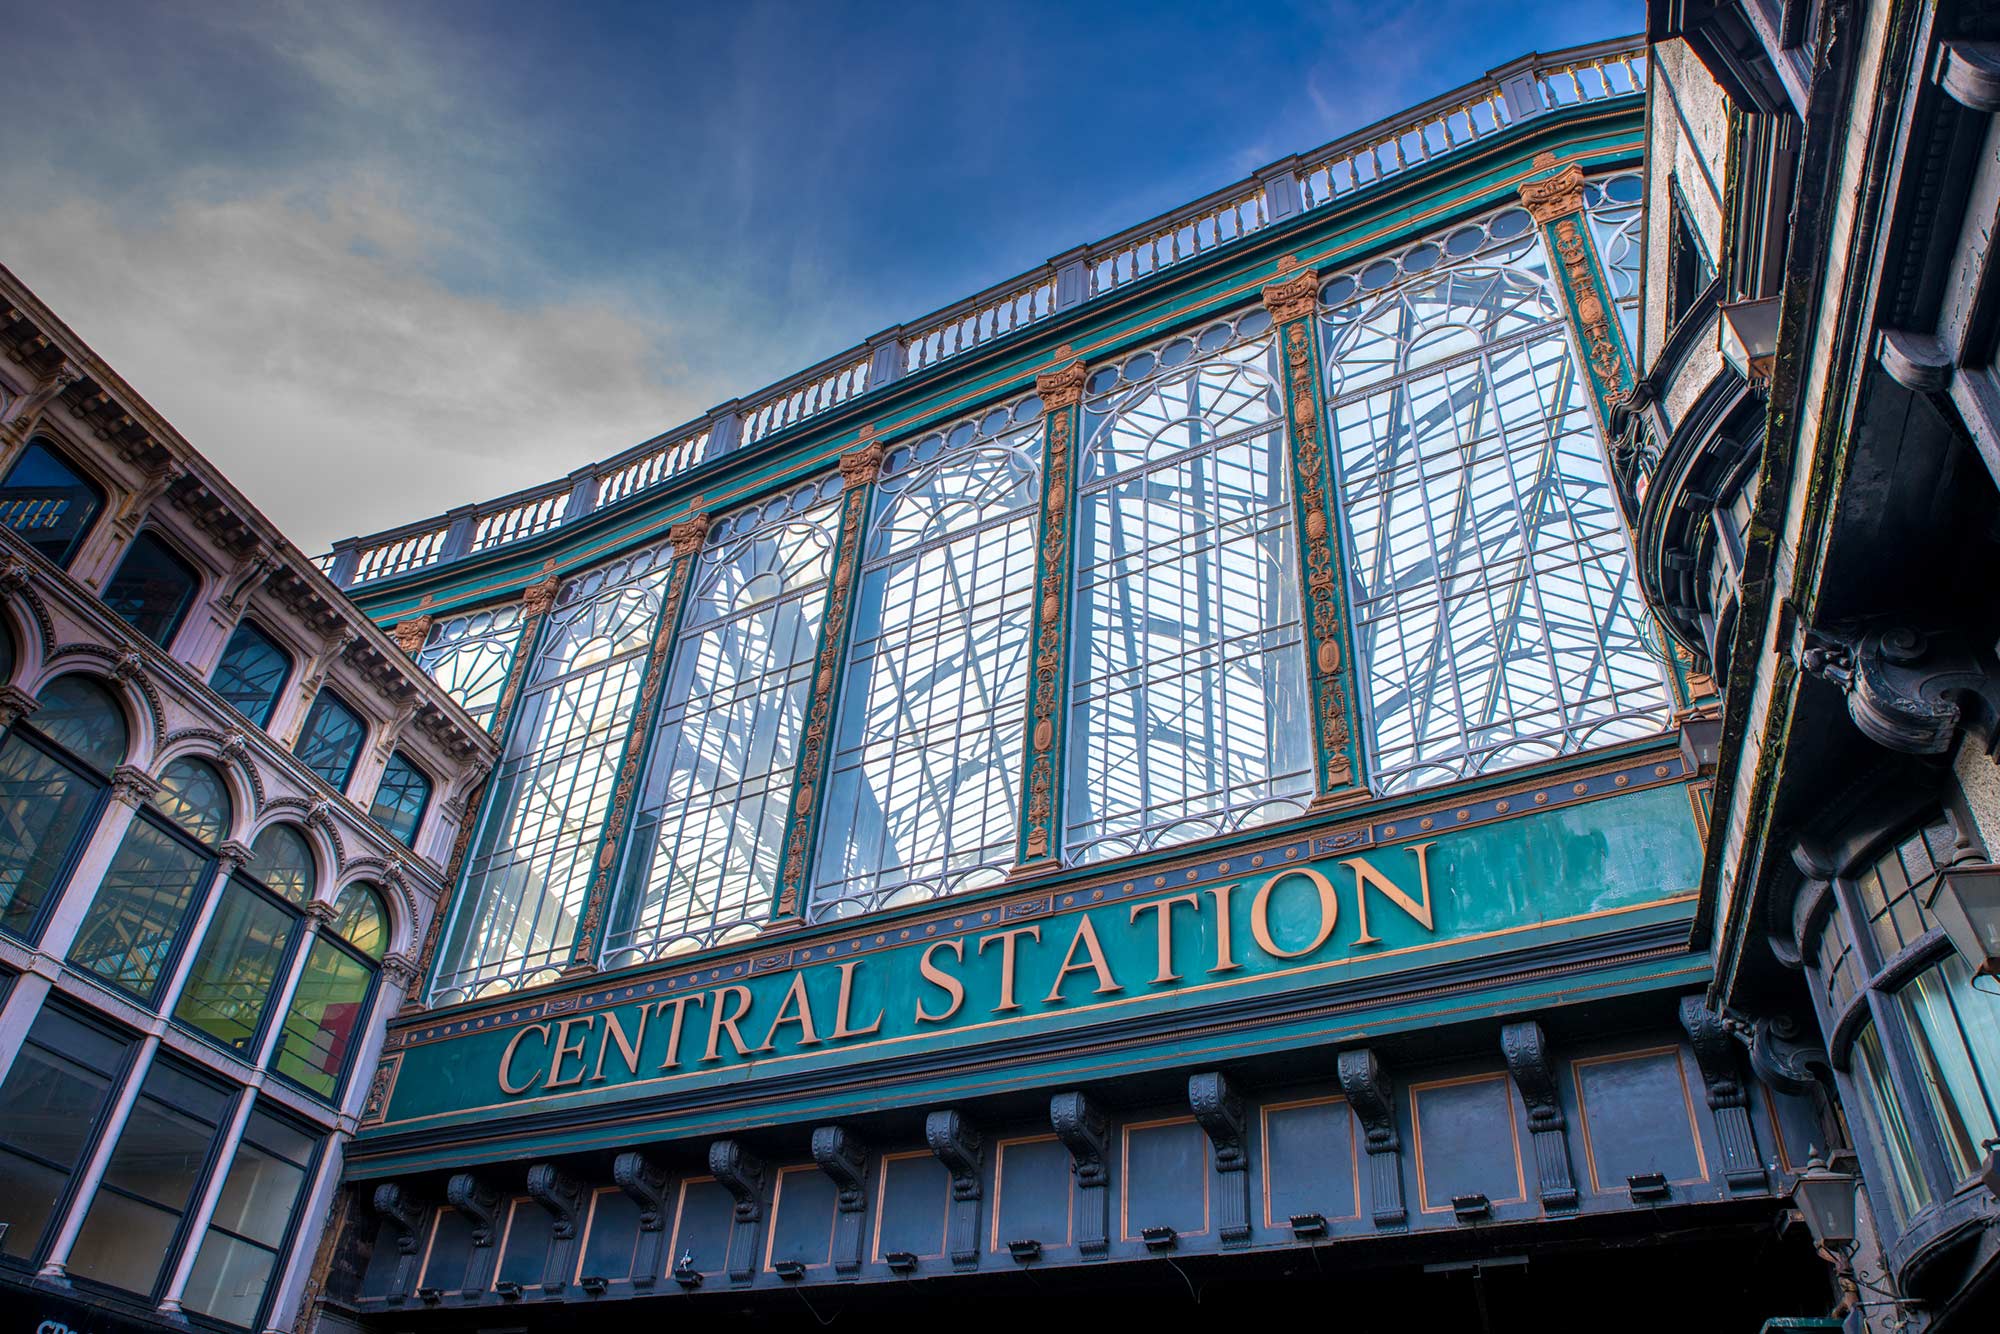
{"left": 1791, "top": 1151, "right": 1858, "bottom": 1252}
{"left": 1718, "top": 297, "right": 1782, "bottom": 386}
{"left": 1924, "top": 861, "right": 2000, "bottom": 978}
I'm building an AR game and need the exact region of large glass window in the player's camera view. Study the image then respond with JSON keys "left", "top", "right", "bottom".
{"left": 1320, "top": 202, "right": 1673, "bottom": 794}
{"left": 273, "top": 883, "right": 383, "bottom": 1099}
{"left": 182, "top": 1107, "right": 317, "bottom": 1327}
{"left": 435, "top": 542, "right": 676, "bottom": 1002}
{"left": 1069, "top": 310, "right": 1312, "bottom": 863}
{"left": 246, "top": 824, "right": 315, "bottom": 905}
{"left": 172, "top": 876, "right": 299, "bottom": 1055}
{"left": 67, "top": 1059, "right": 232, "bottom": 1297}
{"left": 102, "top": 530, "right": 201, "bottom": 649}
{"left": 609, "top": 473, "right": 844, "bottom": 964}
{"left": 70, "top": 758, "right": 231, "bottom": 1003}
{"left": 0, "top": 676, "right": 126, "bottom": 939}
{"left": 209, "top": 622, "right": 292, "bottom": 728}
{"left": 1896, "top": 954, "right": 2000, "bottom": 1183}
{"left": 814, "top": 395, "right": 1044, "bottom": 916}
{"left": 414, "top": 603, "right": 525, "bottom": 729}
{"left": 367, "top": 750, "right": 430, "bottom": 848}
{"left": 0, "top": 1005, "right": 132, "bottom": 1262}
{"left": 294, "top": 690, "right": 366, "bottom": 792}
{"left": 0, "top": 437, "right": 105, "bottom": 568}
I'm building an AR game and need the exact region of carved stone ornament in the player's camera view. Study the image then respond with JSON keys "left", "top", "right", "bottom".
{"left": 0, "top": 684, "right": 40, "bottom": 728}
{"left": 1190, "top": 1070, "right": 1253, "bottom": 1243}
{"left": 371, "top": 1182, "right": 429, "bottom": 1256}
{"left": 445, "top": 1172, "right": 503, "bottom": 1247}
{"left": 521, "top": 571, "right": 563, "bottom": 618}
{"left": 1034, "top": 359, "right": 1090, "bottom": 412}
{"left": 926, "top": 1108, "right": 984, "bottom": 1270}
{"left": 1050, "top": 1090, "right": 1111, "bottom": 1188}
{"left": 708, "top": 1139, "right": 767, "bottom": 1222}
{"left": 391, "top": 615, "right": 433, "bottom": 657}
{"left": 1500, "top": 1020, "right": 1579, "bottom": 1211}
{"left": 1518, "top": 163, "right": 1588, "bottom": 224}
{"left": 1680, "top": 996, "right": 1768, "bottom": 1189}
{"left": 838, "top": 442, "right": 886, "bottom": 490}
{"left": 1799, "top": 624, "right": 2000, "bottom": 755}
{"left": 109, "top": 763, "right": 162, "bottom": 808}
{"left": 668, "top": 511, "right": 713, "bottom": 556}
{"left": 1336, "top": 1046, "right": 1407, "bottom": 1228}
{"left": 1726, "top": 1011, "right": 1831, "bottom": 1098}
{"left": 613, "top": 1150, "right": 671, "bottom": 1231}
{"left": 810, "top": 1124, "right": 870, "bottom": 1208}
{"left": 526, "top": 1162, "right": 588, "bottom": 1240}
{"left": 0, "top": 557, "right": 31, "bottom": 592}
{"left": 1260, "top": 268, "right": 1322, "bottom": 324}
{"left": 0, "top": 361, "right": 81, "bottom": 447}
{"left": 379, "top": 950, "right": 420, "bottom": 988}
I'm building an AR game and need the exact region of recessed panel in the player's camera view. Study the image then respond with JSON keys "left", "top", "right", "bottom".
{"left": 1121, "top": 1117, "right": 1208, "bottom": 1240}
{"left": 577, "top": 1188, "right": 640, "bottom": 1283}
{"left": 417, "top": 1209, "right": 473, "bottom": 1291}
{"left": 992, "top": 1136, "right": 1071, "bottom": 1252}
{"left": 1261, "top": 1097, "right": 1359, "bottom": 1228}
{"left": 667, "top": 1178, "right": 734, "bottom": 1277}
{"left": 1574, "top": 1048, "right": 1707, "bottom": 1191}
{"left": 873, "top": 1152, "right": 949, "bottom": 1261}
{"left": 494, "top": 1198, "right": 550, "bottom": 1287}
{"left": 766, "top": 1165, "right": 837, "bottom": 1272}
{"left": 1412, "top": 1074, "right": 1525, "bottom": 1213}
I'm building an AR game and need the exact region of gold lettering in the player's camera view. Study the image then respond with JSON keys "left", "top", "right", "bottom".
{"left": 1130, "top": 894, "right": 1200, "bottom": 984}
{"left": 545, "top": 1016, "right": 596, "bottom": 1089}
{"left": 831, "top": 960, "right": 882, "bottom": 1039}
{"left": 976, "top": 925, "right": 1041, "bottom": 1013}
{"left": 1346, "top": 842, "right": 1436, "bottom": 946}
{"left": 756, "top": 972, "right": 821, "bottom": 1052}
{"left": 651, "top": 993, "right": 707, "bottom": 1070}
{"left": 1250, "top": 868, "right": 1339, "bottom": 960}
{"left": 703, "top": 985, "right": 754, "bottom": 1062}
{"left": 1044, "top": 914, "right": 1122, "bottom": 1003}
{"left": 498, "top": 1022, "right": 550, "bottom": 1095}
{"left": 1205, "top": 882, "right": 1243, "bottom": 973}
{"left": 590, "top": 1006, "right": 650, "bottom": 1083}
{"left": 916, "top": 939, "right": 966, "bottom": 1023}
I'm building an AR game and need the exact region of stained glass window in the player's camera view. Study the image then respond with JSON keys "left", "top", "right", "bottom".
{"left": 368, "top": 751, "right": 430, "bottom": 848}
{"left": 813, "top": 394, "right": 1044, "bottom": 918}
{"left": 415, "top": 603, "right": 525, "bottom": 729}
{"left": 295, "top": 690, "right": 367, "bottom": 792}
{"left": 1068, "top": 310, "right": 1313, "bottom": 863}
{"left": 607, "top": 473, "right": 843, "bottom": 965}
{"left": 210, "top": 622, "right": 291, "bottom": 728}
{"left": 434, "top": 542, "right": 676, "bottom": 1002}
{"left": 1319, "top": 202, "right": 1673, "bottom": 794}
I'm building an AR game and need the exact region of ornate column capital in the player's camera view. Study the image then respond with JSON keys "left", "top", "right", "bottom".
{"left": 380, "top": 949, "right": 421, "bottom": 988}
{"left": 390, "top": 615, "right": 433, "bottom": 657}
{"left": 0, "top": 684, "right": 40, "bottom": 728}
{"left": 109, "top": 764, "right": 161, "bottom": 808}
{"left": 668, "top": 511, "right": 713, "bottom": 556}
{"left": 304, "top": 899, "right": 340, "bottom": 927}
{"left": 1034, "top": 359, "right": 1089, "bottom": 412}
{"left": 1260, "top": 266, "right": 1321, "bottom": 323}
{"left": 521, "top": 570, "right": 562, "bottom": 618}
{"left": 838, "top": 441, "right": 886, "bottom": 490}
{"left": 218, "top": 839, "right": 256, "bottom": 871}
{"left": 1518, "top": 161, "right": 1588, "bottom": 223}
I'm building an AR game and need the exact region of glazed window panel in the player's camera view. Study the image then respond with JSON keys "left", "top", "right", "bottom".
{"left": 0, "top": 730, "right": 105, "bottom": 939}
{"left": 1895, "top": 954, "right": 2000, "bottom": 1183}
{"left": 813, "top": 398, "right": 1044, "bottom": 917}
{"left": 1068, "top": 309, "right": 1313, "bottom": 863}
{"left": 1319, "top": 203, "right": 1673, "bottom": 794}
{"left": 295, "top": 690, "right": 367, "bottom": 792}
{"left": 415, "top": 603, "right": 525, "bottom": 728}
{"left": 1581, "top": 171, "right": 1645, "bottom": 351}
{"left": 608, "top": 473, "right": 843, "bottom": 964}
{"left": 0, "top": 1005, "right": 131, "bottom": 1262}
{"left": 183, "top": 1107, "right": 317, "bottom": 1327}
{"left": 273, "top": 935, "right": 374, "bottom": 1099}
{"left": 0, "top": 438, "right": 105, "bottom": 568}
{"left": 368, "top": 750, "right": 431, "bottom": 848}
{"left": 1851, "top": 1022, "right": 1931, "bottom": 1225}
{"left": 247, "top": 824, "right": 315, "bottom": 905}
{"left": 1854, "top": 818, "right": 1952, "bottom": 960}
{"left": 434, "top": 543, "right": 675, "bottom": 1001}
{"left": 210, "top": 622, "right": 291, "bottom": 728}
{"left": 171, "top": 877, "right": 298, "bottom": 1054}
{"left": 103, "top": 530, "right": 201, "bottom": 649}
{"left": 69, "top": 809, "right": 219, "bottom": 1002}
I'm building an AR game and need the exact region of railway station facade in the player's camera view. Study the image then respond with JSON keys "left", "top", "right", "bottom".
{"left": 2, "top": 10, "right": 1996, "bottom": 1334}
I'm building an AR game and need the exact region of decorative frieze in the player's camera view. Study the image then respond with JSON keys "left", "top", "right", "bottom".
{"left": 1516, "top": 158, "right": 1634, "bottom": 434}
{"left": 1016, "top": 358, "right": 1087, "bottom": 869}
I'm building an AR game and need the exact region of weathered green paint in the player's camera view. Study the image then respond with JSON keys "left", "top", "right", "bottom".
{"left": 362, "top": 777, "right": 1699, "bottom": 1144}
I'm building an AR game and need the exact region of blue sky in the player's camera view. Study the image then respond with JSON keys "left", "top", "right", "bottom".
{"left": 2, "top": 1, "right": 1638, "bottom": 551}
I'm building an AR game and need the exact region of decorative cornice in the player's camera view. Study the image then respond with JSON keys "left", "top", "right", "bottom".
{"left": 1033, "top": 359, "right": 1089, "bottom": 412}
{"left": 1518, "top": 163, "right": 1588, "bottom": 224}
{"left": 1260, "top": 268, "right": 1322, "bottom": 324}
{"left": 667, "top": 512, "right": 713, "bottom": 557}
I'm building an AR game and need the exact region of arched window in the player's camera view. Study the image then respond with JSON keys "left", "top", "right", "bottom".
{"left": 607, "top": 472, "right": 844, "bottom": 965}
{"left": 814, "top": 394, "right": 1044, "bottom": 918}
{"left": 173, "top": 822, "right": 304, "bottom": 1054}
{"left": 295, "top": 689, "right": 366, "bottom": 791}
{"left": 1068, "top": 308, "right": 1313, "bottom": 863}
{"left": 368, "top": 751, "right": 430, "bottom": 848}
{"left": 0, "top": 438, "right": 105, "bottom": 568}
{"left": 274, "top": 882, "right": 384, "bottom": 1099}
{"left": 210, "top": 621, "right": 292, "bottom": 728}
{"left": 435, "top": 542, "right": 677, "bottom": 1002}
{"left": 1319, "top": 203, "right": 1673, "bottom": 794}
{"left": 103, "top": 529, "right": 201, "bottom": 649}
{"left": 247, "top": 823, "right": 315, "bottom": 904}
{"left": 414, "top": 603, "right": 524, "bottom": 729}
{"left": 0, "top": 676, "right": 125, "bottom": 940}
{"left": 70, "top": 757, "right": 232, "bottom": 1002}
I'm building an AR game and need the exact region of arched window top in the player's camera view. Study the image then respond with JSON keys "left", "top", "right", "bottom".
{"left": 210, "top": 621, "right": 292, "bottom": 729}
{"left": 531, "top": 543, "right": 676, "bottom": 688}
{"left": 30, "top": 676, "right": 127, "bottom": 771}
{"left": 248, "top": 824, "right": 315, "bottom": 904}
{"left": 103, "top": 529, "right": 202, "bottom": 649}
{"left": 866, "top": 393, "right": 1044, "bottom": 562}
{"left": 413, "top": 603, "right": 523, "bottom": 726}
{"left": 0, "top": 438, "right": 106, "bottom": 568}
{"left": 367, "top": 751, "right": 430, "bottom": 848}
{"left": 1080, "top": 306, "right": 1278, "bottom": 485}
{"left": 330, "top": 883, "right": 387, "bottom": 959}
{"left": 154, "top": 758, "right": 232, "bottom": 846}
{"left": 295, "top": 689, "right": 367, "bottom": 791}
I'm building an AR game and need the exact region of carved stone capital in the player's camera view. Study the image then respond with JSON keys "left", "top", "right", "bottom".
{"left": 522, "top": 571, "right": 563, "bottom": 618}
{"left": 109, "top": 764, "right": 161, "bottom": 808}
{"left": 380, "top": 949, "right": 421, "bottom": 986}
{"left": 0, "top": 684, "right": 39, "bottom": 728}
{"left": 1034, "top": 359, "right": 1089, "bottom": 412}
{"left": 0, "top": 557, "right": 31, "bottom": 593}
{"left": 304, "top": 898, "right": 340, "bottom": 927}
{"left": 1259, "top": 268, "right": 1321, "bottom": 324}
{"left": 668, "top": 511, "right": 713, "bottom": 556}
{"left": 1800, "top": 624, "right": 1999, "bottom": 755}
{"left": 217, "top": 839, "right": 255, "bottom": 870}
{"left": 838, "top": 443, "right": 886, "bottom": 490}
{"left": 391, "top": 615, "right": 433, "bottom": 657}
{"left": 1518, "top": 163, "right": 1587, "bottom": 223}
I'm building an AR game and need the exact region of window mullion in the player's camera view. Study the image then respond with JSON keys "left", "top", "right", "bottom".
{"left": 1014, "top": 359, "right": 1087, "bottom": 870}
{"left": 769, "top": 442, "right": 882, "bottom": 926}
{"left": 1264, "top": 268, "right": 1368, "bottom": 807}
